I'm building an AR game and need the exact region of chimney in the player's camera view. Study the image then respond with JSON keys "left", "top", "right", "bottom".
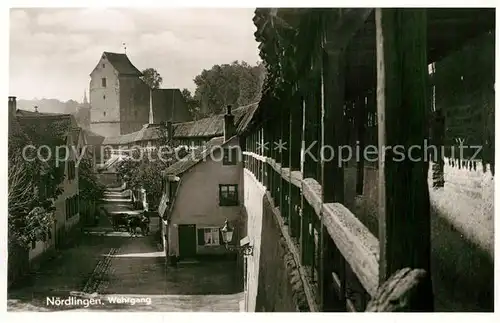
{"left": 224, "top": 105, "right": 235, "bottom": 141}
{"left": 8, "top": 96, "right": 16, "bottom": 116}
{"left": 166, "top": 121, "right": 173, "bottom": 141}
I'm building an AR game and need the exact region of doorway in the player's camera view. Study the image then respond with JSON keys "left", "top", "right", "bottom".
{"left": 178, "top": 224, "right": 197, "bottom": 259}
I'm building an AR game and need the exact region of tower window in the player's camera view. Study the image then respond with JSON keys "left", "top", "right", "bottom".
{"left": 102, "top": 78, "right": 107, "bottom": 87}
{"left": 103, "top": 112, "right": 106, "bottom": 117}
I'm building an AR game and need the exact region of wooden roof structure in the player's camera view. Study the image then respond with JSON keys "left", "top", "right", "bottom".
{"left": 254, "top": 8, "right": 495, "bottom": 101}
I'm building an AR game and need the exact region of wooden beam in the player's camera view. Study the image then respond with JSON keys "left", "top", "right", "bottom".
{"left": 324, "top": 9, "right": 374, "bottom": 53}
{"left": 322, "top": 49, "right": 346, "bottom": 203}
{"left": 290, "top": 90, "right": 302, "bottom": 171}
{"left": 242, "top": 150, "right": 380, "bottom": 297}
{"left": 375, "top": 8, "right": 434, "bottom": 310}
{"left": 355, "top": 94, "right": 368, "bottom": 195}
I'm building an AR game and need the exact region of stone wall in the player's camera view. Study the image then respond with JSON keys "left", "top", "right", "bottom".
{"left": 242, "top": 169, "right": 265, "bottom": 311}
{"left": 152, "top": 89, "right": 192, "bottom": 123}
{"left": 244, "top": 169, "right": 308, "bottom": 312}
{"left": 89, "top": 56, "right": 122, "bottom": 138}
{"left": 119, "top": 76, "right": 150, "bottom": 135}
{"left": 349, "top": 160, "right": 494, "bottom": 311}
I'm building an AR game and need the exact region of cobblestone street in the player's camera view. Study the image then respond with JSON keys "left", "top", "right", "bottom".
{"left": 8, "top": 188, "right": 243, "bottom": 312}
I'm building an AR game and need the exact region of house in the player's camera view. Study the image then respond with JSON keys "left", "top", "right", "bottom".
{"left": 89, "top": 51, "right": 192, "bottom": 138}
{"left": 14, "top": 99, "right": 84, "bottom": 253}
{"left": 8, "top": 96, "right": 87, "bottom": 284}
{"left": 159, "top": 104, "right": 257, "bottom": 261}
{"left": 101, "top": 104, "right": 257, "bottom": 155}
{"left": 151, "top": 88, "right": 192, "bottom": 124}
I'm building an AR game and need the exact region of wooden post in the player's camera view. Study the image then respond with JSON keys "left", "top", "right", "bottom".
{"left": 375, "top": 8, "right": 433, "bottom": 310}
{"left": 275, "top": 110, "right": 282, "bottom": 208}
{"left": 356, "top": 95, "right": 367, "bottom": 195}
{"left": 303, "top": 70, "right": 321, "bottom": 181}
{"left": 290, "top": 89, "right": 302, "bottom": 172}
{"left": 280, "top": 102, "right": 289, "bottom": 223}
{"left": 261, "top": 129, "right": 265, "bottom": 181}
{"left": 300, "top": 85, "right": 309, "bottom": 265}
{"left": 321, "top": 47, "right": 346, "bottom": 311}
{"left": 430, "top": 109, "right": 445, "bottom": 188}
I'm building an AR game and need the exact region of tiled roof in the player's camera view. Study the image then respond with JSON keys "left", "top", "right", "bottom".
{"left": 102, "top": 124, "right": 165, "bottom": 146}
{"left": 163, "top": 136, "right": 225, "bottom": 176}
{"left": 103, "top": 52, "right": 143, "bottom": 76}
{"left": 172, "top": 102, "right": 259, "bottom": 138}
{"left": 100, "top": 102, "right": 258, "bottom": 146}
{"left": 135, "top": 124, "right": 165, "bottom": 142}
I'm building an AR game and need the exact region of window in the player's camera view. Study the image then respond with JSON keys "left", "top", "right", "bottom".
{"left": 103, "top": 95, "right": 106, "bottom": 100}
{"left": 67, "top": 160, "right": 75, "bottom": 180}
{"left": 103, "top": 111, "right": 106, "bottom": 117}
{"left": 219, "top": 184, "right": 238, "bottom": 206}
{"left": 102, "top": 63, "right": 105, "bottom": 68}
{"left": 197, "top": 227, "right": 220, "bottom": 246}
{"left": 101, "top": 78, "right": 107, "bottom": 87}
{"left": 31, "top": 240, "right": 36, "bottom": 249}
{"left": 222, "top": 147, "right": 238, "bottom": 165}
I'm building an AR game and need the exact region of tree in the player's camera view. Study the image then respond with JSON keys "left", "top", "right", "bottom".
{"left": 141, "top": 68, "right": 163, "bottom": 89}
{"left": 181, "top": 88, "right": 201, "bottom": 120}
{"left": 115, "top": 128, "right": 189, "bottom": 210}
{"left": 78, "top": 157, "right": 105, "bottom": 202}
{"left": 8, "top": 120, "right": 66, "bottom": 248}
{"left": 8, "top": 151, "right": 62, "bottom": 248}
{"left": 193, "top": 61, "right": 266, "bottom": 116}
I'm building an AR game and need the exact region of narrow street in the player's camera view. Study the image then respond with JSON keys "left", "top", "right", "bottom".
{"left": 8, "top": 186, "right": 243, "bottom": 312}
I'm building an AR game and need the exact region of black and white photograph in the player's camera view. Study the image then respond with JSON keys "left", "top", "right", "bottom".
{"left": 4, "top": 4, "right": 496, "bottom": 314}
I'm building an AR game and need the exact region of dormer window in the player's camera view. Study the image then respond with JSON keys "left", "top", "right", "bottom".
{"left": 102, "top": 78, "right": 107, "bottom": 87}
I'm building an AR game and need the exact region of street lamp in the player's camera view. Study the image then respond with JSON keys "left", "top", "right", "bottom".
{"left": 220, "top": 219, "right": 253, "bottom": 256}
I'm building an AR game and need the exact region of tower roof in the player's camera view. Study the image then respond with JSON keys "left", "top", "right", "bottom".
{"left": 102, "top": 52, "right": 143, "bottom": 76}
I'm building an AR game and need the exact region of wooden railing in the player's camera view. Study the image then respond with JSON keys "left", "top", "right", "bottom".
{"left": 244, "top": 152, "right": 377, "bottom": 310}
{"left": 245, "top": 8, "right": 441, "bottom": 312}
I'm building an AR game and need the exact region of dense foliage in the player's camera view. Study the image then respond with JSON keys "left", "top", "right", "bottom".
{"left": 115, "top": 129, "right": 188, "bottom": 210}
{"left": 78, "top": 157, "right": 105, "bottom": 202}
{"left": 188, "top": 61, "right": 265, "bottom": 118}
{"left": 141, "top": 67, "right": 163, "bottom": 89}
{"left": 181, "top": 88, "right": 202, "bottom": 120}
{"left": 8, "top": 119, "right": 66, "bottom": 248}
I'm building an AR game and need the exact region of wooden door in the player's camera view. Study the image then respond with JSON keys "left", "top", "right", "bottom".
{"left": 178, "top": 224, "right": 197, "bottom": 259}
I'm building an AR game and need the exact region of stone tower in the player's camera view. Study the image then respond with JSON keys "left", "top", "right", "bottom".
{"left": 89, "top": 52, "right": 150, "bottom": 138}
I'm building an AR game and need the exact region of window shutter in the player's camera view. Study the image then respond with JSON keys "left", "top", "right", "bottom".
{"left": 197, "top": 229, "right": 205, "bottom": 246}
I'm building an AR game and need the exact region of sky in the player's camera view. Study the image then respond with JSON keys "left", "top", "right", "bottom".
{"left": 9, "top": 8, "right": 261, "bottom": 102}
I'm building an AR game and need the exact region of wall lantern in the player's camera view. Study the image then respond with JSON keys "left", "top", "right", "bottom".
{"left": 220, "top": 219, "right": 253, "bottom": 256}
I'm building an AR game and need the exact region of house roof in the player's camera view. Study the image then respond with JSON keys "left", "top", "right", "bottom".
{"left": 15, "top": 110, "right": 80, "bottom": 146}
{"left": 101, "top": 102, "right": 258, "bottom": 146}
{"left": 103, "top": 52, "right": 143, "bottom": 76}
{"left": 172, "top": 102, "right": 259, "bottom": 138}
{"left": 102, "top": 124, "right": 165, "bottom": 146}
{"left": 163, "top": 136, "right": 226, "bottom": 176}
{"left": 82, "top": 129, "right": 105, "bottom": 147}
